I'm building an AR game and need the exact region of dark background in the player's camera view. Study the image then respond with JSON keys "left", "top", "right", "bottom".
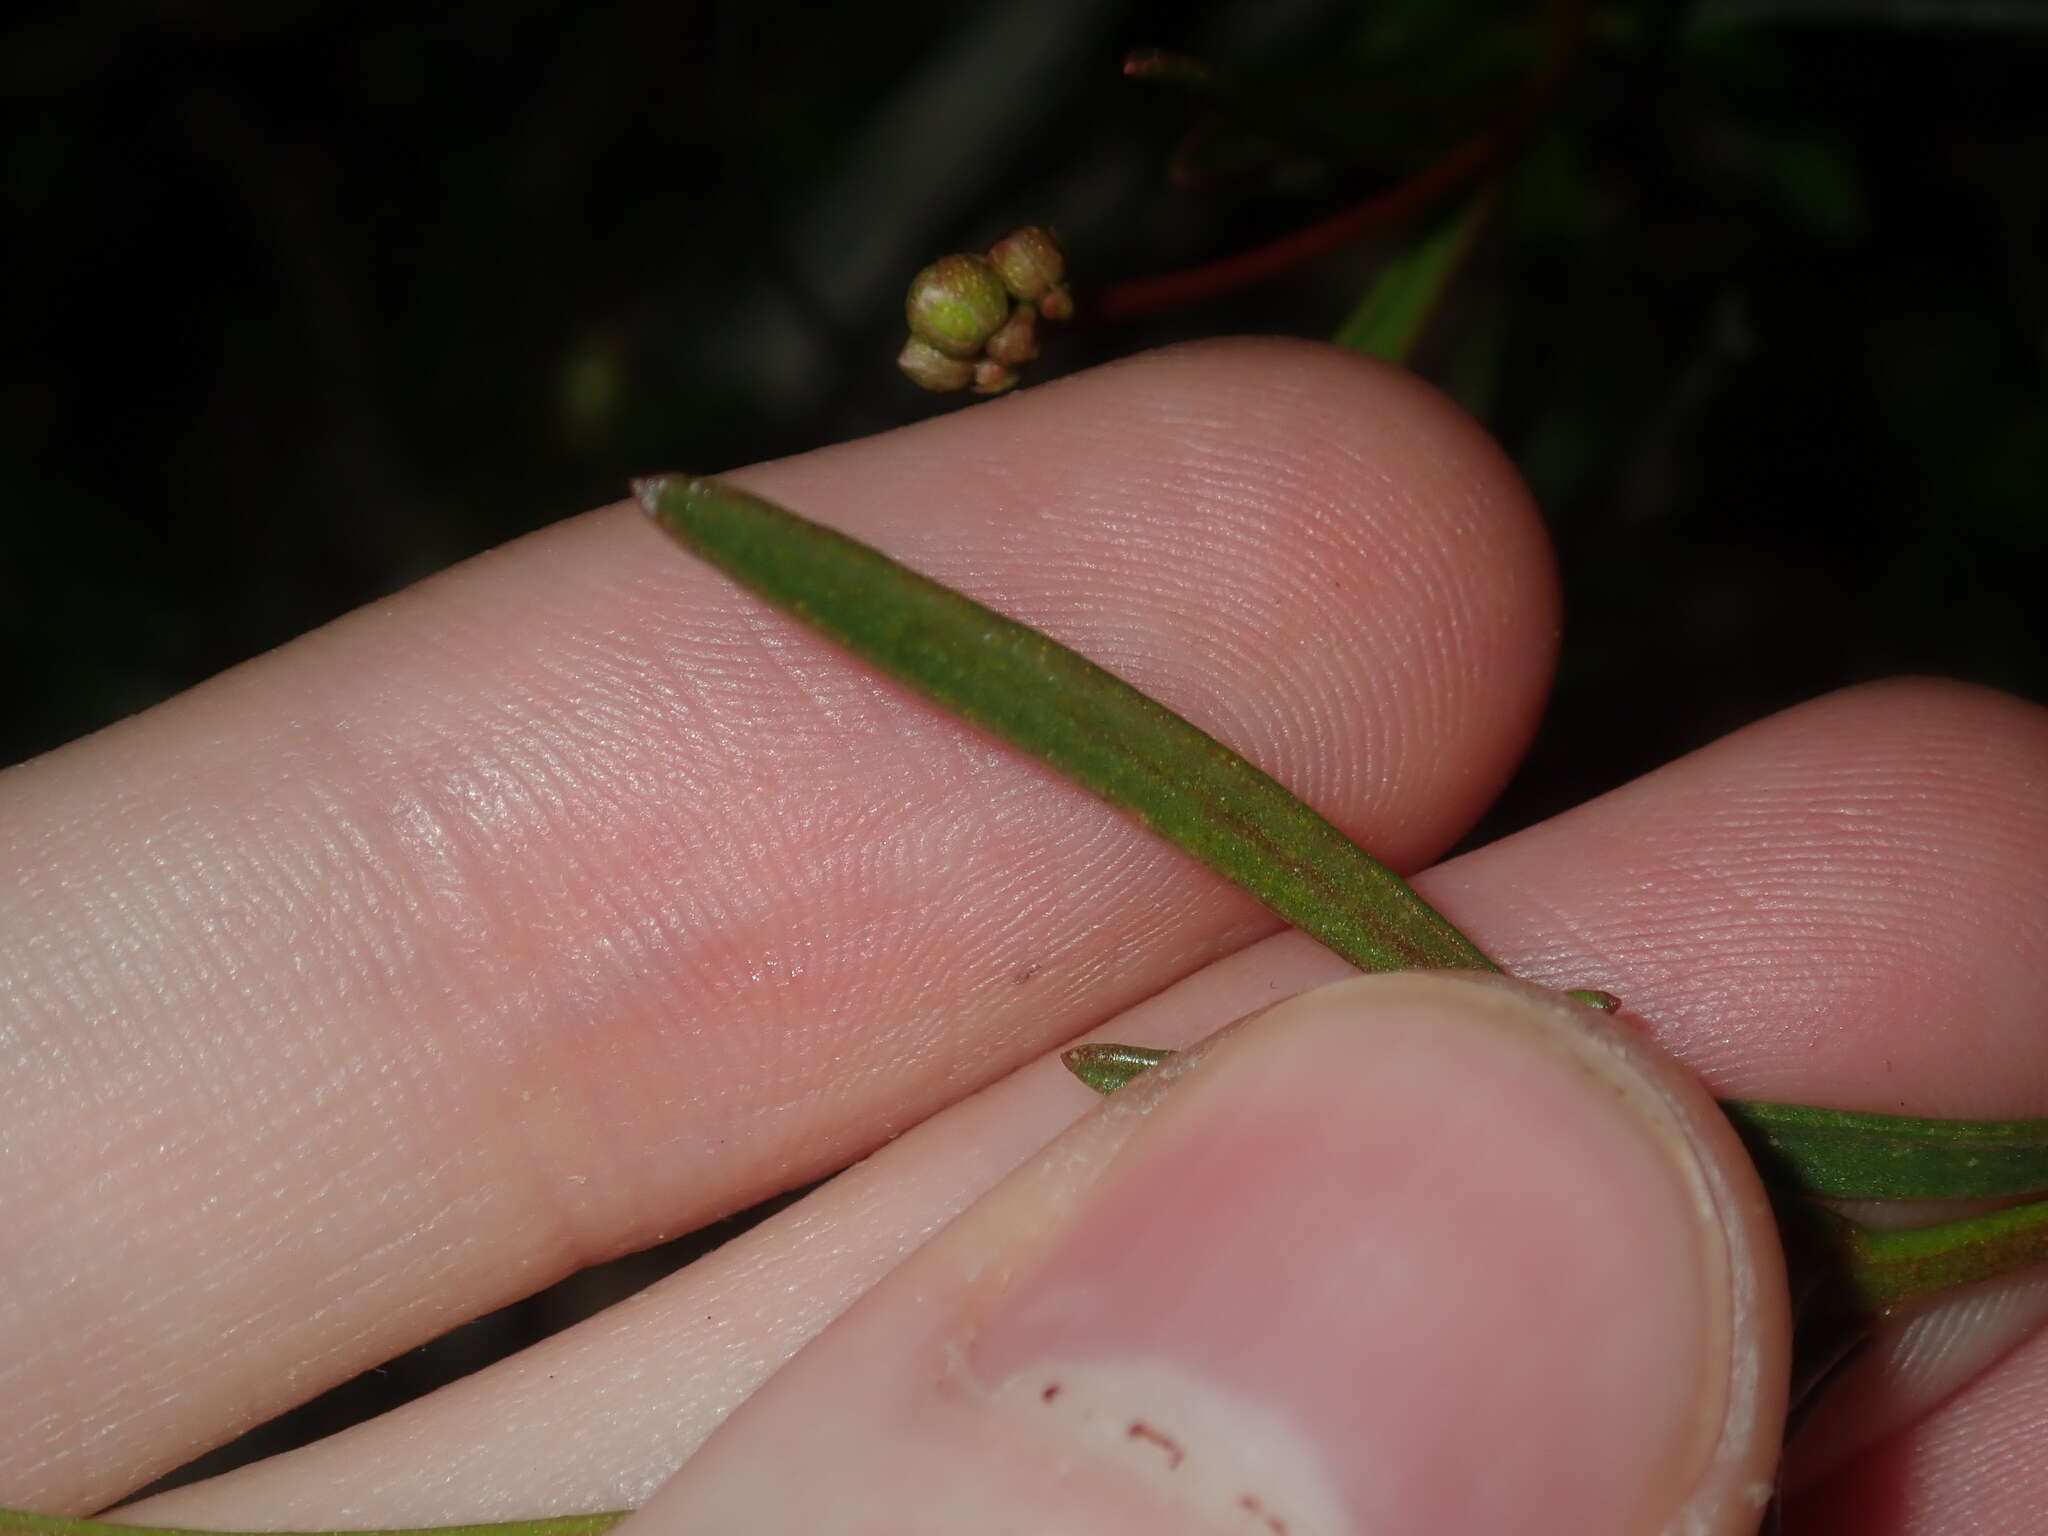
{"left": 5, "top": 0, "right": 2044, "bottom": 1489}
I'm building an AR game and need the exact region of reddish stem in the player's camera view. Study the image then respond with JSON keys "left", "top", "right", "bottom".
{"left": 1087, "top": 115, "right": 1523, "bottom": 326}
{"left": 1092, "top": 0, "right": 1590, "bottom": 326}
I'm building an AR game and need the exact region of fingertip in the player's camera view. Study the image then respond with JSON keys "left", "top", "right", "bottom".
{"left": 734, "top": 337, "right": 1559, "bottom": 858}
{"left": 637, "top": 974, "right": 1788, "bottom": 1534}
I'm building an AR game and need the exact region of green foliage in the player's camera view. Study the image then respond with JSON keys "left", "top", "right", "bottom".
{"left": 1331, "top": 186, "right": 1496, "bottom": 364}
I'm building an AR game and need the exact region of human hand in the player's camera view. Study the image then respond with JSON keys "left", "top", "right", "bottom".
{"left": 5, "top": 342, "right": 2044, "bottom": 1533}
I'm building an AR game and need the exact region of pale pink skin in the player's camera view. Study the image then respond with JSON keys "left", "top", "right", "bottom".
{"left": 1, "top": 340, "right": 2044, "bottom": 1531}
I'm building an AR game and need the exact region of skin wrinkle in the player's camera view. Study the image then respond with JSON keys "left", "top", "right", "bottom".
{"left": 1787, "top": 1269, "right": 2048, "bottom": 1490}
{"left": 360, "top": 709, "right": 649, "bottom": 1265}
{"left": 1445, "top": 680, "right": 2048, "bottom": 1110}
{"left": 1788, "top": 1321, "right": 2048, "bottom": 1530}
{"left": 387, "top": 643, "right": 937, "bottom": 1163}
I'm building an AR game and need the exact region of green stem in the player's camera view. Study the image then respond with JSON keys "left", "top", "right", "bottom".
{"left": 1065, "top": 1044, "right": 2048, "bottom": 1203}
{"left": 1800, "top": 1197, "right": 2048, "bottom": 1315}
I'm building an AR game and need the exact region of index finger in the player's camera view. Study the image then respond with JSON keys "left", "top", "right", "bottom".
{"left": 0, "top": 338, "right": 1561, "bottom": 1510}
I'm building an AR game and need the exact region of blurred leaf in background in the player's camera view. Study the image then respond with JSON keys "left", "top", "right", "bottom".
{"left": 1332, "top": 183, "right": 1499, "bottom": 364}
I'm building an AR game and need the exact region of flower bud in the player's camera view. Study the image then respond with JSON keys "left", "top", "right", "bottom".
{"left": 1036, "top": 283, "right": 1074, "bottom": 323}
{"left": 906, "top": 254, "right": 1012, "bottom": 359}
{"left": 897, "top": 336, "right": 977, "bottom": 392}
{"left": 984, "top": 303, "right": 1040, "bottom": 367}
{"left": 971, "top": 358, "right": 1019, "bottom": 395}
{"left": 987, "top": 226, "right": 1065, "bottom": 302}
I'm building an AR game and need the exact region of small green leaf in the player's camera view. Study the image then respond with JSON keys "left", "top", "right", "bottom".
{"left": 1331, "top": 184, "right": 1496, "bottom": 365}
{"left": 635, "top": 475, "right": 1499, "bottom": 977}
{"left": 1062, "top": 1042, "right": 1171, "bottom": 1094}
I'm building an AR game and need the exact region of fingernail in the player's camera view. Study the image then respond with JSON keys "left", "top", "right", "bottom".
{"left": 971, "top": 974, "right": 1769, "bottom": 1533}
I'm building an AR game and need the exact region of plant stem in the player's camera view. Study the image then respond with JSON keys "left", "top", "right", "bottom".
{"left": 1090, "top": 117, "right": 1521, "bottom": 325}
{"left": 1093, "top": 0, "right": 1591, "bottom": 324}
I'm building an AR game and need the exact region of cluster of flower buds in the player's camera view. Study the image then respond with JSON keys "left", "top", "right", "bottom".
{"left": 898, "top": 227, "right": 1072, "bottom": 396}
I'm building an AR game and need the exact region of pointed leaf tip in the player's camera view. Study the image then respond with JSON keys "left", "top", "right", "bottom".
{"left": 630, "top": 474, "right": 674, "bottom": 517}
{"left": 632, "top": 473, "right": 720, "bottom": 521}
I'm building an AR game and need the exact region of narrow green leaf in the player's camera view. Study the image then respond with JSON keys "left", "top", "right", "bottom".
{"left": 1070, "top": 1045, "right": 2048, "bottom": 1202}
{"left": 1330, "top": 183, "right": 1496, "bottom": 365}
{"left": 1798, "top": 1197, "right": 2048, "bottom": 1317}
{"left": 0, "top": 1512, "right": 625, "bottom": 1536}
{"left": 637, "top": 476, "right": 1497, "bottom": 976}
{"left": 1726, "top": 1098, "right": 2048, "bottom": 1201}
